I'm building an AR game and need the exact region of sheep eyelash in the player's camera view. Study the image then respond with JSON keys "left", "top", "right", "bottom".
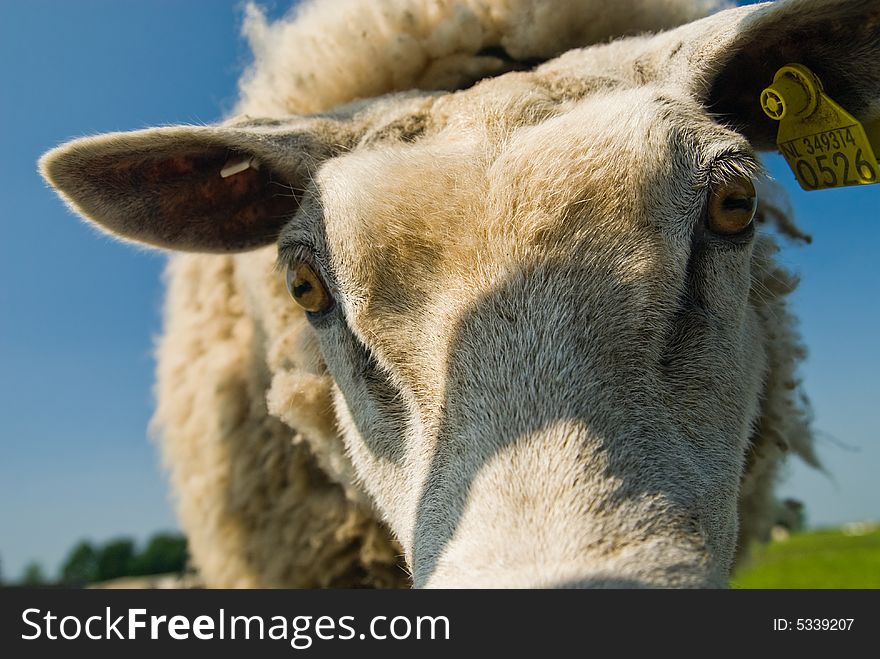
{"left": 275, "top": 240, "right": 322, "bottom": 273}
{"left": 706, "top": 151, "right": 762, "bottom": 189}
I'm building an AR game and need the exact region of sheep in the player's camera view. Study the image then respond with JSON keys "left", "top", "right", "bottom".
{"left": 39, "top": 0, "right": 876, "bottom": 587}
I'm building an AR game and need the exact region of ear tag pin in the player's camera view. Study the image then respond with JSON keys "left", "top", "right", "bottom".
{"left": 760, "top": 63, "right": 880, "bottom": 191}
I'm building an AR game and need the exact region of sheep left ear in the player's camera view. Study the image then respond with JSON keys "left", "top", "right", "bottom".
{"left": 39, "top": 120, "right": 348, "bottom": 253}
{"left": 660, "top": 0, "right": 880, "bottom": 149}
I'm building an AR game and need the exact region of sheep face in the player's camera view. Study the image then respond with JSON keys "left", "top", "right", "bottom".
{"left": 286, "top": 86, "right": 767, "bottom": 588}
{"left": 40, "top": 0, "right": 879, "bottom": 587}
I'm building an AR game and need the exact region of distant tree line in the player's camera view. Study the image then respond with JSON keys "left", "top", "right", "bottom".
{"left": 11, "top": 533, "right": 188, "bottom": 586}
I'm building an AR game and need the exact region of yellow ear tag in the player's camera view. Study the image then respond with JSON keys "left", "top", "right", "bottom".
{"left": 761, "top": 63, "right": 880, "bottom": 191}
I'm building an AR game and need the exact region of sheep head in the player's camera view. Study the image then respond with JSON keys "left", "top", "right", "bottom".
{"left": 40, "top": 0, "right": 878, "bottom": 587}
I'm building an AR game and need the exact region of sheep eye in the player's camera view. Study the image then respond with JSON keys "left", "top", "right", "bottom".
{"left": 707, "top": 175, "right": 757, "bottom": 236}
{"left": 285, "top": 260, "right": 334, "bottom": 315}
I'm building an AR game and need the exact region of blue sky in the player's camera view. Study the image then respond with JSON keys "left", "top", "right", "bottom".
{"left": 1, "top": 0, "right": 877, "bottom": 581}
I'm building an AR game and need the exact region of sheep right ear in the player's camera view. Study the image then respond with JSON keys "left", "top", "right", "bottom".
{"left": 674, "top": 0, "right": 880, "bottom": 150}
{"left": 39, "top": 121, "right": 348, "bottom": 253}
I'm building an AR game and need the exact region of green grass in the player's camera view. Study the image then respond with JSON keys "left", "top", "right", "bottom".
{"left": 732, "top": 526, "right": 880, "bottom": 589}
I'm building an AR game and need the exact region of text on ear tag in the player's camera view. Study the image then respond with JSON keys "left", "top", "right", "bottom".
{"left": 761, "top": 63, "right": 880, "bottom": 191}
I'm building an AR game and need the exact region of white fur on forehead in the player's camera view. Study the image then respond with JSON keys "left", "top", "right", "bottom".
{"left": 237, "top": 0, "right": 731, "bottom": 116}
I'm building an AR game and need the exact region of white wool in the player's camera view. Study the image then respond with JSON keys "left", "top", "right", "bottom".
{"left": 237, "top": 0, "right": 730, "bottom": 116}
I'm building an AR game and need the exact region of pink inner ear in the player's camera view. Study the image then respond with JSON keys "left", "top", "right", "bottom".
{"left": 156, "top": 155, "right": 199, "bottom": 177}
{"left": 94, "top": 149, "right": 301, "bottom": 252}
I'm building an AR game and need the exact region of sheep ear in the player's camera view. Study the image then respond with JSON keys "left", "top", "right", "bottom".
{"left": 665, "top": 0, "right": 880, "bottom": 149}
{"left": 40, "top": 122, "right": 342, "bottom": 253}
